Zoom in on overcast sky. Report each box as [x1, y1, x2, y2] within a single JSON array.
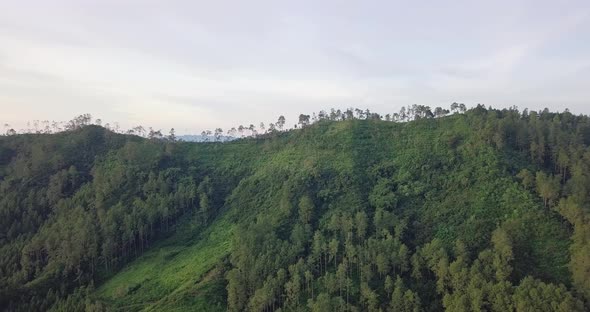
[[1, 0, 589, 134]]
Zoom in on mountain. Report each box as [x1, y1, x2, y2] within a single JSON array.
[[1, 106, 590, 311]]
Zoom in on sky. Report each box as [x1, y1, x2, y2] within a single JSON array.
[[1, 0, 589, 134]]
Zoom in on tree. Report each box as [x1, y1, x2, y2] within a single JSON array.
[[65, 113, 92, 130], [308, 293, 333, 312], [227, 269, 248, 311], [360, 282, 379, 312], [304, 270, 314, 299], [390, 277, 421, 312], [491, 228, 513, 281], [535, 172, 560, 208], [558, 198, 590, 301], [133, 125, 146, 137], [459, 103, 467, 113], [214, 128, 224, 141], [168, 128, 176, 141], [336, 262, 347, 298], [298, 114, 311, 128], [148, 128, 163, 140], [516, 169, 535, 190], [355, 211, 368, 241], [277, 116, 286, 130], [345, 108, 354, 120], [197, 177, 213, 218], [434, 107, 449, 118], [285, 270, 302, 307], [399, 106, 407, 121], [298, 195, 314, 224], [385, 275, 394, 297], [376, 253, 389, 278], [329, 238, 339, 268], [312, 232, 325, 274], [398, 244, 409, 274], [557, 148, 570, 182]]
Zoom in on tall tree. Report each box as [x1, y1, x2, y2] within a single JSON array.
[[535, 172, 560, 208], [277, 116, 286, 131]]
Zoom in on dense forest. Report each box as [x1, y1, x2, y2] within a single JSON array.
[[1, 104, 590, 311]]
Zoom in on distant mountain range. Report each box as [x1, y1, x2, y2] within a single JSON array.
[[177, 134, 237, 142]]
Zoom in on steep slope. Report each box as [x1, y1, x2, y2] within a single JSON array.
[[2, 107, 590, 311]]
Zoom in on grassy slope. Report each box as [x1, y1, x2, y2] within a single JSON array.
[[95, 215, 232, 311]]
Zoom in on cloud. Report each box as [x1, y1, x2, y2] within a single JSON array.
[[1, 0, 589, 132]]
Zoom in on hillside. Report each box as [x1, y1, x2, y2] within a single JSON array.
[[1, 106, 590, 311]]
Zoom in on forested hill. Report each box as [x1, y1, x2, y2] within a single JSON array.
[[1, 106, 590, 311]]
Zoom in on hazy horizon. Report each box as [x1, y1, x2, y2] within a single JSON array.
[[1, 1, 589, 134]]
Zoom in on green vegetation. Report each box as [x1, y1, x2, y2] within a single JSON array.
[[95, 215, 232, 312], [1, 105, 590, 311]]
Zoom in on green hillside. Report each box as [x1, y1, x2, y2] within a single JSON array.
[[1, 106, 590, 311]]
